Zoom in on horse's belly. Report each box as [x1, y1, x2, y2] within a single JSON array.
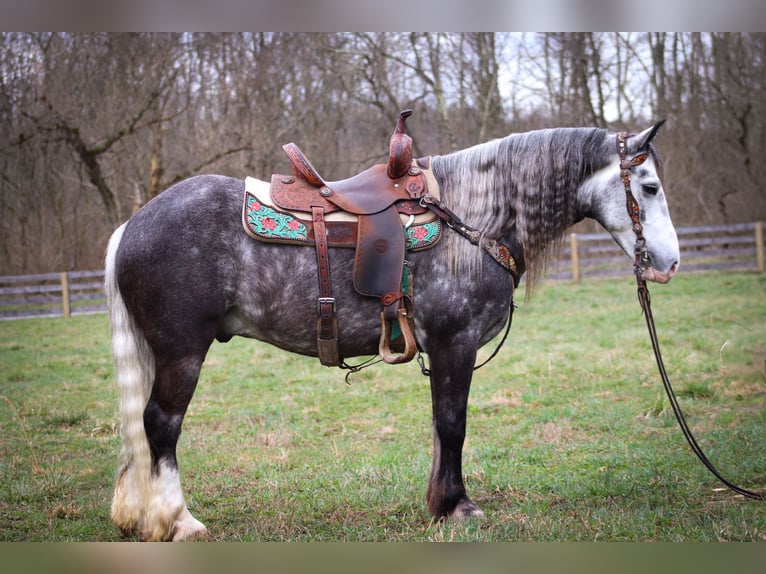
[[220, 244, 386, 358]]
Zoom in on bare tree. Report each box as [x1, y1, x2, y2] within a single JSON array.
[[649, 33, 766, 224], [458, 33, 508, 141], [2, 32, 765, 274]]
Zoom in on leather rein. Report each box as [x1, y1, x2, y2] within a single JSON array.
[[618, 131, 764, 500]]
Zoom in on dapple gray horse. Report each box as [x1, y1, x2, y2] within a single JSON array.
[[105, 122, 679, 540]]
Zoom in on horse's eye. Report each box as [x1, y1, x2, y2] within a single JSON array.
[[642, 183, 660, 195]]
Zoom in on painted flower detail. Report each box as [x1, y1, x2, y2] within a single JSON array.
[[413, 226, 428, 241], [262, 217, 276, 230], [406, 221, 440, 249], [245, 196, 308, 241]]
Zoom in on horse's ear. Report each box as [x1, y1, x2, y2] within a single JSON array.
[[629, 119, 665, 153]]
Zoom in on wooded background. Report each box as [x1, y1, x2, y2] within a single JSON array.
[[1, 32, 764, 274]]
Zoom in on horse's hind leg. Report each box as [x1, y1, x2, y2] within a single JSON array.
[[108, 270, 210, 541], [140, 352, 209, 541], [426, 341, 485, 520]]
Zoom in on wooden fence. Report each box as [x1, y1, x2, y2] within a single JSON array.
[[0, 270, 106, 321], [1, 222, 764, 321], [549, 220, 764, 282]]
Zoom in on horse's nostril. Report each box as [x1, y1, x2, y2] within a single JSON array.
[[669, 262, 678, 275]]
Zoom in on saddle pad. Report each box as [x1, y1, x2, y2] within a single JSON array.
[[242, 177, 442, 251]]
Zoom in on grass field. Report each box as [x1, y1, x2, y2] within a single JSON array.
[[1, 271, 765, 541]]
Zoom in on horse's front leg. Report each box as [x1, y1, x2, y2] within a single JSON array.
[[426, 340, 485, 520]]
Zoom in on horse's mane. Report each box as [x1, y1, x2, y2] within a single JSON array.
[[431, 127, 612, 294]]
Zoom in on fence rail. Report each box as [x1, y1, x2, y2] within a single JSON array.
[[1, 222, 764, 321], [549, 221, 764, 282], [0, 270, 106, 320]]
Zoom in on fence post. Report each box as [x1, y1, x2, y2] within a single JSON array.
[[756, 221, 764, 273], [60, 272, 71, 318], [570, 233, 580, 283]]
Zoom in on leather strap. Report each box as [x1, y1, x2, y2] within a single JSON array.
[[636, 272, 764, 500], [312, 206, 340, 366], [421, 193, 520, 286], [616, 131, 651, 270], [617, 132, 765, 500]]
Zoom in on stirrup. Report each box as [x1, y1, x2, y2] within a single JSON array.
[[378, 308, 417, 365]]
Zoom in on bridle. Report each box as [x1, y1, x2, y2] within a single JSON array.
[[617, 131, 764, 501], [617, 132, 651, 273]]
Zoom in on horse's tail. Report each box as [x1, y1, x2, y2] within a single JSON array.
[[104, 223, 155, 532]]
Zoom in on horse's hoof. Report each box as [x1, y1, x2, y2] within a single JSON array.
[[450, 498, 486, 521], [171, 510, 208, 541]]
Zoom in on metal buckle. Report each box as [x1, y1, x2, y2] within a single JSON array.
[[317, 297, 336, 314]]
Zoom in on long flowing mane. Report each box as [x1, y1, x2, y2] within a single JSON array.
[[431, 127, 612, 292]]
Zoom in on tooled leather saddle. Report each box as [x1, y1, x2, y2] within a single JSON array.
[[242, 110, 441, 367]]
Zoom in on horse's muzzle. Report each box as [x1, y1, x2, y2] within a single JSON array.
[[641, 262, 678, 284]]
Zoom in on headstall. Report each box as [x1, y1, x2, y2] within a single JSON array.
[[616, 131, 651, 274]]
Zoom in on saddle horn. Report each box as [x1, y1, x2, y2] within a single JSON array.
[[387, 109, 413, 179]]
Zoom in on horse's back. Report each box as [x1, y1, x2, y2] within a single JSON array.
[[124, 175, 242, 237]]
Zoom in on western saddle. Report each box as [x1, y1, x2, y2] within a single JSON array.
[[255, 110, 438, 367]]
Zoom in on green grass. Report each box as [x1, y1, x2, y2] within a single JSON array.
[[1, 271, 765, 541]]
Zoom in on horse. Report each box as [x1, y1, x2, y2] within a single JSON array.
[[104, 121, 680, 541]]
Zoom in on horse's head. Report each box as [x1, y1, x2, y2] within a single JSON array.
[[580, 121, 680, 283]]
